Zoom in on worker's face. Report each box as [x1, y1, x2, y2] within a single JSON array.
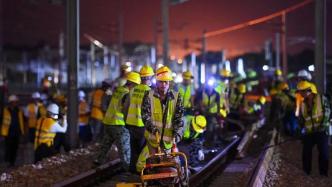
[[157, 81, 170, 95], [183, 79, 191, 86], [299, 89, 311, 98], [142, 77, 152, 87]]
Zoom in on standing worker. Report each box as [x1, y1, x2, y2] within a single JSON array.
[[34, 103, 67, 163], [136, 66, 184, 173], [89, 80, 111, 141], [178, 71, 195, 115], [94, 72, 141, 172], [25, 92, 47, 143], [125, 65, 154, 173], [297, 81, 331, 176], [78, 90, 92, 147], [1, 95, 25, 167]]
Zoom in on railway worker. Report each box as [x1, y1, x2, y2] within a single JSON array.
[[194, 78, 222, 144], [215, 69, 231, 120], [125, 65, 154, 173], [177, 71, 195, 115], [1, 95, 25, 167], [34, 103, 67, 163], [94, 72, 141, 172], [25, 92, 47, 143], [229, 83, 247, 115], [78, 90, 92, 147], [295, 70, 315, 118], [89, 79, 111, 141], [178, 115, 207, 167], [297, 81, 331, 176], [112, 64, 131, 91], [136, 66, 184, 173]]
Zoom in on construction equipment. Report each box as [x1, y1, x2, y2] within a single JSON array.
[[140, 132, 189, 186]]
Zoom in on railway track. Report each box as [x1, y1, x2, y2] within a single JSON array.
[[53, 121, 276, 187]]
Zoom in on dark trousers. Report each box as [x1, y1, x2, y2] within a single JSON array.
[[4, 136, 19, 166], [54, 133, 70, 153], [127, 125, 146, 173], [302, 131, 329, 176], [29, 128, 36, 143], [35, 144, 55, 163]]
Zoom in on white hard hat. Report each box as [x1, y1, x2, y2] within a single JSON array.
[[32, 92, 41, 99], [47, 103, 59, 115], [78, 90, 85, 98], [8, 95, 19, 102], [297, 69, 312, 81]]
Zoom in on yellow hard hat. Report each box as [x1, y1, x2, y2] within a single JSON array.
[[220, 69, 232, 78], [275, 69, 283, 76], [270, 88, 278, 96], [297, 81, 312, 91], [277, 82, 289, 91], [192, 115, 207, 133], [310, 83, 317, 94], [156, 66, 173, 81], [126, 72, 141, 85], [140, 65, 154, 77], [259, 96, 266, 104], [238, 83, 246, 94], [182, 71, 193, 80]]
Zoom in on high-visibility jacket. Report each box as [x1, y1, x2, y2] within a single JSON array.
[[79, 100, 90, 125], [144, 90, 179, 149], [300, 94, 328, 133], [103, 86, 129, 126], [183, 115, 199, 140], [90, 89, 105, 120], [126, 84, 151, 127], [202, 91, 218, 114], [230, 93, 244, 111], [26, 102, 47, 128], [34, 117, 56, 149], [1, 107, 25, 137], [178, 85, 192, 109]]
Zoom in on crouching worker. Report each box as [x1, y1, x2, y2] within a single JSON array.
[[34, 103, 67, 163], [178, 115, 207, 167]]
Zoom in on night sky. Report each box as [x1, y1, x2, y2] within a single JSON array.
[[2, 0, 331, 58]]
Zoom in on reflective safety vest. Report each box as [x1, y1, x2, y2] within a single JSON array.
[[202, 91, 218, 114], [144, 90, 178, 149], [301, 94, 326, 133], [90, 89, 105, 120], [1, 107, 24, 137], [230, 93, 244, 110], [126, 84, 151, 127], [79, 100, 90, 125], [103, 86, 129, 126], [34, 117, 56, 149], [27, 102, 47, 128], [178, 85, 192, 109], [183, 115, 199, 140]]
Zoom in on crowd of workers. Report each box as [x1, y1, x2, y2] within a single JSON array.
[[0, 64, 331, 177]]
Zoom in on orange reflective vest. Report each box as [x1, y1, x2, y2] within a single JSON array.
[[34, 117, 56, 149], [79, 100, 90, 124], [90, 89, 105, 120], [1, 107, 25, 137], [27, 102, 47, 128]]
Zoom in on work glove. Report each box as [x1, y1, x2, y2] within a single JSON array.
[[198, 149, 205, 161]]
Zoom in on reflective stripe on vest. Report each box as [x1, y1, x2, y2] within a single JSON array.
[[178, 85, 192, 108], [103, 86, 129, 126], [79, 101, 90, 124], [301, 94, 324, 133], [1, 107, 25, 137], [34, 117, 56, 149], [144, 90, 178, 149], [126, 84, 151, 127], [91, 89, 105, 120], [202, 91, 218, 114]]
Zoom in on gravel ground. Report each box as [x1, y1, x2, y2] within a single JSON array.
[[0, 144, 117, 187], [263, 135, 332, 187]]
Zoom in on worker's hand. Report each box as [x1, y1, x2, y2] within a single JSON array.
[[198, 150, 205, 161]]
